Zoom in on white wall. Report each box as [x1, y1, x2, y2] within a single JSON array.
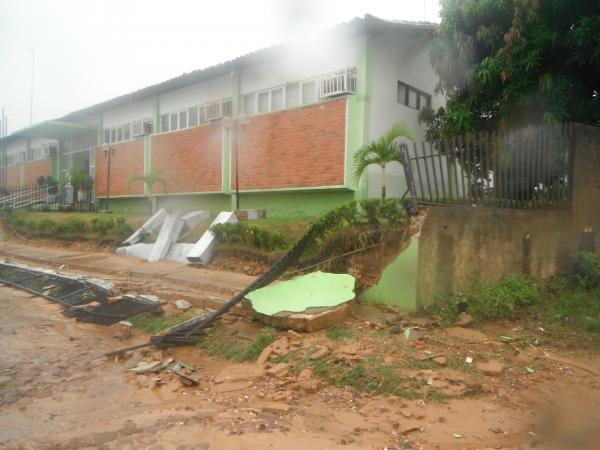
[[364, 29, 447, 199], [159, 74, 233, 114], [240, 35, 362, 94], [102, 97, 154, 128], [368, 30, 443, 142]]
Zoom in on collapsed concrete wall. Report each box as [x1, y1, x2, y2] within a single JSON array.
[[417, 123, 600, 305]]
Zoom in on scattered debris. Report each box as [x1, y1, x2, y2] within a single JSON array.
[[128, 361, 163, 374], [310, 347, 330, 360], [465, 356, 474, 364], [476, 360, 504, 376], [452, 433, 464, 439], [175, 299, 192, 311], [172, 364, 200, 386], [404, 327, 421, 342], [266, 363, 291, 378], [525, 367, 535, 374]]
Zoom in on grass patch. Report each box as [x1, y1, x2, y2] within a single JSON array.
[[326, 324, 356, 340], [424, 275, 541, 325], [424, 272, 600, 347], [129, 311, 197, 334], [7, 211, 146, 244], [197, 325, 277, 362]]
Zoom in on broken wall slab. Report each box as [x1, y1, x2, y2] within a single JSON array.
[[187, 211, 237, 265], [245, 271, 355, 330], [122, 208, 167, 246], [181, 210, 210, 232], [148, 213, 185, 262], [116, 243, 154, 260]]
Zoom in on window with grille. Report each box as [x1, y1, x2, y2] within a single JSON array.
[[397, 81, 431, 110]]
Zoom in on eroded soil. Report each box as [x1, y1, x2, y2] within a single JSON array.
[[1, 287, 600, 450]]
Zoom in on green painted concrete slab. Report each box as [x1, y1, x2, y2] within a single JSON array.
[[246, 271, 355, 316], [359, 237, 419, 310]]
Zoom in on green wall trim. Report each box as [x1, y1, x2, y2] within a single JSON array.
[[143, 134, 151, 196], [346, 33, 371, 201], [359, 237, 419, 311], [101, 190, 353, 218], [238, 185, 351, 194]]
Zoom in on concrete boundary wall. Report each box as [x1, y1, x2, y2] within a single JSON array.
[[417, 123, 600, 305]]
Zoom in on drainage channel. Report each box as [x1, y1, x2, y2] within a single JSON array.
[[0, 261, 161, 325]]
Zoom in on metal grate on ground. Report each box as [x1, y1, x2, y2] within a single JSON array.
[[0, 262, 161, 325]]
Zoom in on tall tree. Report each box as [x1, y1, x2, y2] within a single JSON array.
[[353, 124, 415, 200], [420, 0, 600, 140]]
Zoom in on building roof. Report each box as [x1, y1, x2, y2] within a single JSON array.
[[9, 14, 437, 140], [60, 15, 436, 122]]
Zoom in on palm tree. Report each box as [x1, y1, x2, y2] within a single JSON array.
[[353, 123, 415, 200], [128, 169, 167, 214]]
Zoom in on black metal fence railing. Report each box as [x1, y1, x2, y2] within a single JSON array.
[[404, 123, 572, 210], [0, 184, 96, 212]]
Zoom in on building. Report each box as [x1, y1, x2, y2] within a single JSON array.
[[2, 15, 442, 217]]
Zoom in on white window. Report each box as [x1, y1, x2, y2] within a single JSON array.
[[222, 99, 233, 118], [143, 118, 153, 134], [188, 106, 198, 127], [170, 112, 178, 131], [286, 82, 300, 108], [160, 114, 169, 132], [198, 105, 206, 123], [271, 87, 284, 111], [132, 120, 143, 136], [110, 128, 117, 143], [301, 80, 317, 105], [117, 126, 123, 142], [397, 81, 431, 110], [257, 91, 269, 114], [206, 101, 221, 120], [179, 110, 188, 129], [123, 123, 131, 141], [104, 129, 110, 144], [242, 94, 255, 115]]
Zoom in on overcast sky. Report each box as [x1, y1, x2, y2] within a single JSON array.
[[0, 0, 440, 134]]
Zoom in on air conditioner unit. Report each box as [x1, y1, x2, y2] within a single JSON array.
[[319, 67, 357, 98]]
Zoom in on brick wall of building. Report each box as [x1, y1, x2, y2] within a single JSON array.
[[23, 159, 51, 185], [95, 140, 145, 197], [7, 166, 21, 186], [151, 123, 222, 194], [233, 99, 346, 190]]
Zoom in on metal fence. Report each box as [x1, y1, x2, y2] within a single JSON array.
[[404, 123, 573, 210], [0, 183, 96, 211]]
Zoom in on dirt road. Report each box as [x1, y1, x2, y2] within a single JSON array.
[[1, 286, 599, 450]]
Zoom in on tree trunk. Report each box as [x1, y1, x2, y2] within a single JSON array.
[[381, 165, 387, 200]]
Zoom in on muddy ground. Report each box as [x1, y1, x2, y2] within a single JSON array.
[[1, 286, 600, 450]]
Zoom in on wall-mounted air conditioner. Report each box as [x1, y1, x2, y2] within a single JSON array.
[[319, 67, 357, 98]]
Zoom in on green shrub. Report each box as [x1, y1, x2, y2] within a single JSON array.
[[62, 217, 87, 234], [573, 251, 600, 288], [211, 222, 287, 252], [35, 218, 59, 235], [426, 275, 541, 323], [90, 217, 113, 234]]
